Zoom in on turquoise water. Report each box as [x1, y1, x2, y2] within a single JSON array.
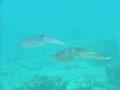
[[1, 0, 120, 90]]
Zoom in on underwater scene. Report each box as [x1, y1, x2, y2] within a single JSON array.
[[1, 0, 120, 90]]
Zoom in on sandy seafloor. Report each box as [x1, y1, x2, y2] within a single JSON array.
[[1, 0, 120, 90]]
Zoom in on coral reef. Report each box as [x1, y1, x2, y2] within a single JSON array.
[[11, 72, 112, 90], [12, 75, 69, 90], [82, 77, 106, 90], [105, 62, 120, 90]]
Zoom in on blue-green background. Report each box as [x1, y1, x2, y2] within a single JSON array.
[[1, 0, 120, 90]]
